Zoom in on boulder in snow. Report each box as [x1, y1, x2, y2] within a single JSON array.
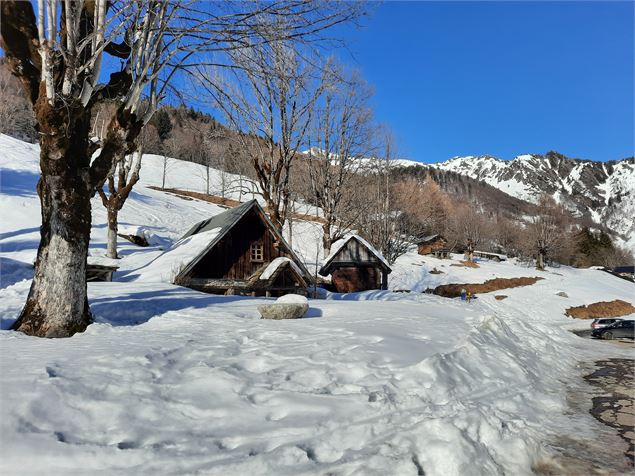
[[258, 295, 309, 319]]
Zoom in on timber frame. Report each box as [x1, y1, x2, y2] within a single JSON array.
[[174, 200, 312, 296]]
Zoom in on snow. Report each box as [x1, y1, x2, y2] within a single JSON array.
[[275, 294, 308, 304], [1, 134, 635, 475], [127, 227, 222, 283], [259, 257, 303, 281]]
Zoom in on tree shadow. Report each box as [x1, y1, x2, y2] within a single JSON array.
[[0, 257, 33, 289], [0, 226, 41, 241], [0, 169, 40, 198], [304, 307, 323, 318], [326, 290, 396, 301], [89, 285, 254, 327]]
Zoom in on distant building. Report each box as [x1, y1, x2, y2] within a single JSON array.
[[319, 235, 391, 293], [139, 200, 312, 296], [416, 234, 448, 256]]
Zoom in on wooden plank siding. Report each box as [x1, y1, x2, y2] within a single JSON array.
[[187, 209, 287, 281], [331, 267, 380, 293], [330, 239, 382, 266]]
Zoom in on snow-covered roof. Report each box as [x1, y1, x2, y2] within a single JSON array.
[[417, 234, 446, 244], [320, 234, 391, 276], [474, 250, 508, 259], [128, 227, 222, 282], [127, 199, 312, 284], [259, 257, 304, 281]]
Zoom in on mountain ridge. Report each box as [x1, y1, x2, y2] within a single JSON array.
[[412, 152, 635, 250]]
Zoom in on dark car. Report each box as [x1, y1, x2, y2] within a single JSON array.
[[591, 320, 634, 340], [591, 318, 622, 330]]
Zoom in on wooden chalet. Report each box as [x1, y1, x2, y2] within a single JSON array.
[[158, 200, 312, 296], [319, 235, 391, 293], [416, 234, 448, 255]]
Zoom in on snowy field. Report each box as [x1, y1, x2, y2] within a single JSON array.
[[1, 134, 634, 475]]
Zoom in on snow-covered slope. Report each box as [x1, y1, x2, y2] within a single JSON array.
[[428, 152, 635, 248], [348, 149, 634, 249], [1, 134, 635, 475]]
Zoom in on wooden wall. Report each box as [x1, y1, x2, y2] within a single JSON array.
[[331, 238, 382, 266], [331, 266, 381, 293], [188, 209, 286, 280], [417, 237, 448, 255]]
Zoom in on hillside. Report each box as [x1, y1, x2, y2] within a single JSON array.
[[428, 152, 635, 249], [376, 151, 635, 251]]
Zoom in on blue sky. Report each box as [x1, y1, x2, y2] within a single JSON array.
[[333, 1, 634, 163]]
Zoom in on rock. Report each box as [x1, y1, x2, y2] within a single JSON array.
[[556, 291, 568, 298], [118, 233, 149, 247], [494, 295, 508, 301], [258, 303, 309, 320]]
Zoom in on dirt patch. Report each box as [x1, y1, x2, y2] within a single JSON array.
[[494, 295, 508, 301], [430, 277, 543, 298], [565, 300, 635, 320], [149, 187, 326, 224], [450, 260, 480, 268]]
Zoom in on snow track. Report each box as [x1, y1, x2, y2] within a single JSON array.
[[2, 134, 634, 475]]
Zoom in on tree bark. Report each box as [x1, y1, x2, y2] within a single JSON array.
[[537, 251, 545, 270], [106, 207, 119, 259], [12, 121, 93, 337], [465, 241, 475, 263], [322, 222, 333, 256]]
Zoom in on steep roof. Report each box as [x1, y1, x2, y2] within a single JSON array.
[[416, 234, 446, 244], [132, 200, 312, 284], [181, 200, 312, 281], [319, 234, 391, 276], [181, 200, 256, 239], [127, 227, 224, 283]]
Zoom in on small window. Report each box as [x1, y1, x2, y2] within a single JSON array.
[[250, 243, 264, 262]]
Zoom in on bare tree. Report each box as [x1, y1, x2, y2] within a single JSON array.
[[307, 64, 375, 255], [493, 215, 522, 256], [1, 0, 362, 337], [200, 36, 323, 231], [97, 149, 143, 259], [526, 195, 568, 270], [358, 134, 414, 264], [0, 61, 37, 141], [392, 176, 451, 237], [448, 205, 488, 262]]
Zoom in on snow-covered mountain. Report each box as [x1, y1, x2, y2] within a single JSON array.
[[415, 152, 635, 249]]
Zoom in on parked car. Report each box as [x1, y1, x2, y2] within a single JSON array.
[[591, 320, 634, 340], [590, 318, 622, 330]]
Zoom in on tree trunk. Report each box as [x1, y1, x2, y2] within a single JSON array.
[[537, 251, 545, 270], [106, 207, 119, 259], [465, 243, 474, 263], [322, 222, 333, 256], [12, 142, 92, 337], [269, 204, 283, 234]]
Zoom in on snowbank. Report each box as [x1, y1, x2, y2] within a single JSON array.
[[2, 134, 635, 474]]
